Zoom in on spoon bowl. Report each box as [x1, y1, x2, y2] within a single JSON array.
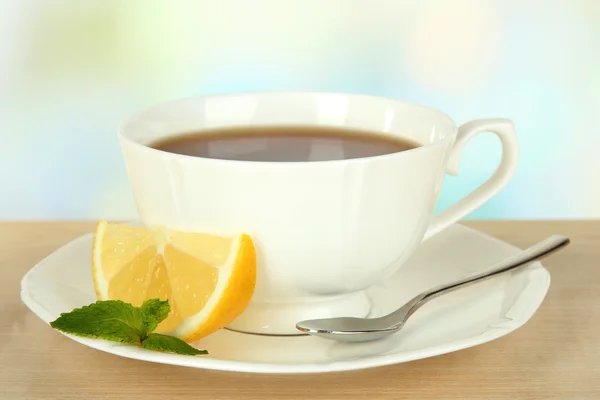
[[296, 316, 399, 342]]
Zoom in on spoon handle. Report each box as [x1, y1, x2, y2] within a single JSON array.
[[387, 235, 570, 325]]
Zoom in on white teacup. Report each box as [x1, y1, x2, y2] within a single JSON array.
[[118, 91, 518, 335]]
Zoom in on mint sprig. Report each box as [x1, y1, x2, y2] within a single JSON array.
[[49, 299, 207, 356]]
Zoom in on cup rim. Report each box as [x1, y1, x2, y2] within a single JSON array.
[[118, 90, 457, 166]]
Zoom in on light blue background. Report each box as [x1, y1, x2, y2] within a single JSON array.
[[2, 1, 598, 220]]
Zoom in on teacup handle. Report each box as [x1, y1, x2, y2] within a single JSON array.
[[424, 118, 519, 240]]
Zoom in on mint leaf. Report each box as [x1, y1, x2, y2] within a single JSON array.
[[140, 299, 170, 333], [50, 300, 145, 343], [141, 333, 208, 355], [49, 298, 208, 356]]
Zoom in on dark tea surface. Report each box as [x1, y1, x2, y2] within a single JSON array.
[[150, 125, 420, 162]]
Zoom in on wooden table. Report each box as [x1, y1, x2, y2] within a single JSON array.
[[1, 221, 598, 399]]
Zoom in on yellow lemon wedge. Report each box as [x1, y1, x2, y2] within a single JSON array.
[[91, 220, 256, 342]]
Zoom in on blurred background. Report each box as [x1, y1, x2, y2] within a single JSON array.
[[2, 0, 598, 220]]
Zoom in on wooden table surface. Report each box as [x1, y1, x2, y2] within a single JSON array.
[[1, 221, 598, 399]]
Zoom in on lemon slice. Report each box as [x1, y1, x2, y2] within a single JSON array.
[[91, 220, 256, 342]]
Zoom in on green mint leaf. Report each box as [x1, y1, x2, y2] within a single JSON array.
[[50, 299, 208, 356], [50, 300, 145, 343], [140, 298, 170, 333], [141, 333, 208, 355]]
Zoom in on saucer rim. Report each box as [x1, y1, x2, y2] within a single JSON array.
[[20, 224, 550, 374]]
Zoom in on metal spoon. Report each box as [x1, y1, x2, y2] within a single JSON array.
[[296, 235, 570, 342]]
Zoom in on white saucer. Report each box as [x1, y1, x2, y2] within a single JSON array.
[[20, 224, 550, 374]]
